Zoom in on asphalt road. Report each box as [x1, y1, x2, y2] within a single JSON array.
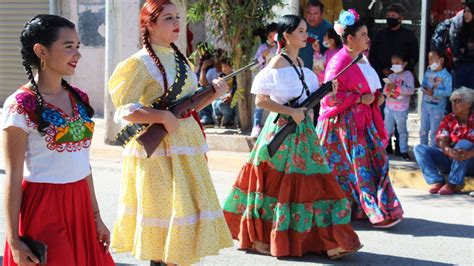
[[0, 155, 473, 265]]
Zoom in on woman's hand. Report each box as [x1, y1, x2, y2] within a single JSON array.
[[95, 217, 111, 253], [162, 111, 179, 134], [212, 77, 229, 97], [443, 146, 464, 160], [9, 237, 39, 265], [376, 93, 385, 106], [290, 107, 307, 125], [360, 93, 375, 105]]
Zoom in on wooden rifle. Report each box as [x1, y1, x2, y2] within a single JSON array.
[[267, 53, 363, 157], [137, 58, 258, 157]]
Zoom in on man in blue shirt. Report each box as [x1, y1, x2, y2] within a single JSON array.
[[299, 0, 333, 69]]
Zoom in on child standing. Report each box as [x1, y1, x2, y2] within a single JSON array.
[[420, 49, 453, 146], [383, 54, 415, 160], [313, 28, 343, 84]]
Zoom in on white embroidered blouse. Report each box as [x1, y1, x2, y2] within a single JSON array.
[[1, 87, 94, 184]]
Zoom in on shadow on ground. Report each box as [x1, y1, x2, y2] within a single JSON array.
[[352, 217, 474, 239], [266, 251, 450, 265]]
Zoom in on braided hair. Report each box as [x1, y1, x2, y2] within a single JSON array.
[[20, 14, 94, 134], [140, 0, 189, 93]]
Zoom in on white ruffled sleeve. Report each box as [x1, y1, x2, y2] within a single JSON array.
[[250, 68, 277, 95]]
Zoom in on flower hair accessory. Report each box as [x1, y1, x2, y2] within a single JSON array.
[[273, 32, 285, 54], [334, 9, 360, 36]]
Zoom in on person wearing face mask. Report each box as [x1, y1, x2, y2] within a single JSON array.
[[420, 48, 453, 147], [383, 54, 415, 161], [369, 3, 419, 156]]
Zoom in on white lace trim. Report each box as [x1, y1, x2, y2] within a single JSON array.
[[139, 50, 170, 88], [122, 143, 209, 158], [120, 206, 224, 227], [113, 103, 144, 123]]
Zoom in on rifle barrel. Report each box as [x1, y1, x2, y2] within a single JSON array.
[[221, 59, 258, 81]]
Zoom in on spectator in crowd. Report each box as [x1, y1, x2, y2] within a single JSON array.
[[414, 87, 474, 195], [195, 42, 216, 126], [453, 2, 474, 89], [420, 48, 453, 146], [251, 23, 278, 137], [383, 53, 415, 161], [313, 28, 343, 84], [369, 3, 419, 155], [299, 0, 332, 69], [212, 56, 238, 128]]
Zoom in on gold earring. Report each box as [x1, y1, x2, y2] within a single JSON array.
[[40, 59, 46, 70]]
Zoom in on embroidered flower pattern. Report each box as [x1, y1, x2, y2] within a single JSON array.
[[11, 88, 94, 152]]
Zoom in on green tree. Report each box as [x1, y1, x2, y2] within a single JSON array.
[[187, 0, 284, 131]]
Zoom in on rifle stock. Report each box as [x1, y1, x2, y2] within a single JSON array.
[[266, 53, 363, 158], [136, 59, 258, 157]]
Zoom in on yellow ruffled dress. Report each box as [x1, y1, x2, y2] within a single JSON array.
[[108, 44, 233, 265]]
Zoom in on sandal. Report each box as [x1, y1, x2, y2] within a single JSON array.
[[249, 241, 271, 256], [327, 245, 363, 260]]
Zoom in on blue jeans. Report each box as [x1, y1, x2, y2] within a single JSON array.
[[212, 98, 235, 124], [199, 104, 214, 124], [453, 62, 474, 89], [414, 140, 474, 185], [253, 107, 263, 128], [384, 108, 409, 153], [420, 103, 445, 146]]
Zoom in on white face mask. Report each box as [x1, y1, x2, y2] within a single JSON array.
[[391, 64, 403, 73], [429, 62, 440, 70], [322, 41, 330, 48]]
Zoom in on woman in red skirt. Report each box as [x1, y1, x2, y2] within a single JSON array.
[[2, 15, 114, 265]]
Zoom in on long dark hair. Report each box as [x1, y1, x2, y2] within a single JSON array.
[[140, 0, 188, 92], [276, 15, 303, 53], [20, 14, 94, 134]]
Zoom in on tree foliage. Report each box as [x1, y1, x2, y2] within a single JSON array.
[[187, 0, 284, 68]]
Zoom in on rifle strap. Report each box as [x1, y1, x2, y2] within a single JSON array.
[[273, 53, 310, 123], [115, 52, 189, 147]]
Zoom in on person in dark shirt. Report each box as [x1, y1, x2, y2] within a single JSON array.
[[453, 2, 474, 89], [369, 3, 419, 78], [369, 3, 419, 155]]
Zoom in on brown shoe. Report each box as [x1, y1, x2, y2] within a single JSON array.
[[439, 183, 458, 195], [429, 183, 444, 194]]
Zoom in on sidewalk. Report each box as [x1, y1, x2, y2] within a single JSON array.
[[91, 117, 473, 192]]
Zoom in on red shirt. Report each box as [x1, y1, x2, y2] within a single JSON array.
[[436, 112, 474, 145]]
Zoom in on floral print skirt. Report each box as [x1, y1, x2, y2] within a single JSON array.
[[223, 112, 360, 257], [316, 110, 404, 224]]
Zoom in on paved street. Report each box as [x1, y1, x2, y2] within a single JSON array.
[[1, 151, 473, 265]]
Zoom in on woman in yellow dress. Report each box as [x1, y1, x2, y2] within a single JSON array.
[[108, 1, 233, 265]]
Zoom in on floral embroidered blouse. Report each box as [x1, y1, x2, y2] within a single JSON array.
[[1, 86, 94, 184]]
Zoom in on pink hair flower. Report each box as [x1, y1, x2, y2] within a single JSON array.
[[348, 9, 360, 22]]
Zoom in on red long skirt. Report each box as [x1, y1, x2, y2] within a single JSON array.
[[3, 179, 115, 266]]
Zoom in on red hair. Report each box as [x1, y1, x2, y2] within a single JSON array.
[[140, 0, 171, 31], [139, 0, 188, 93]]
